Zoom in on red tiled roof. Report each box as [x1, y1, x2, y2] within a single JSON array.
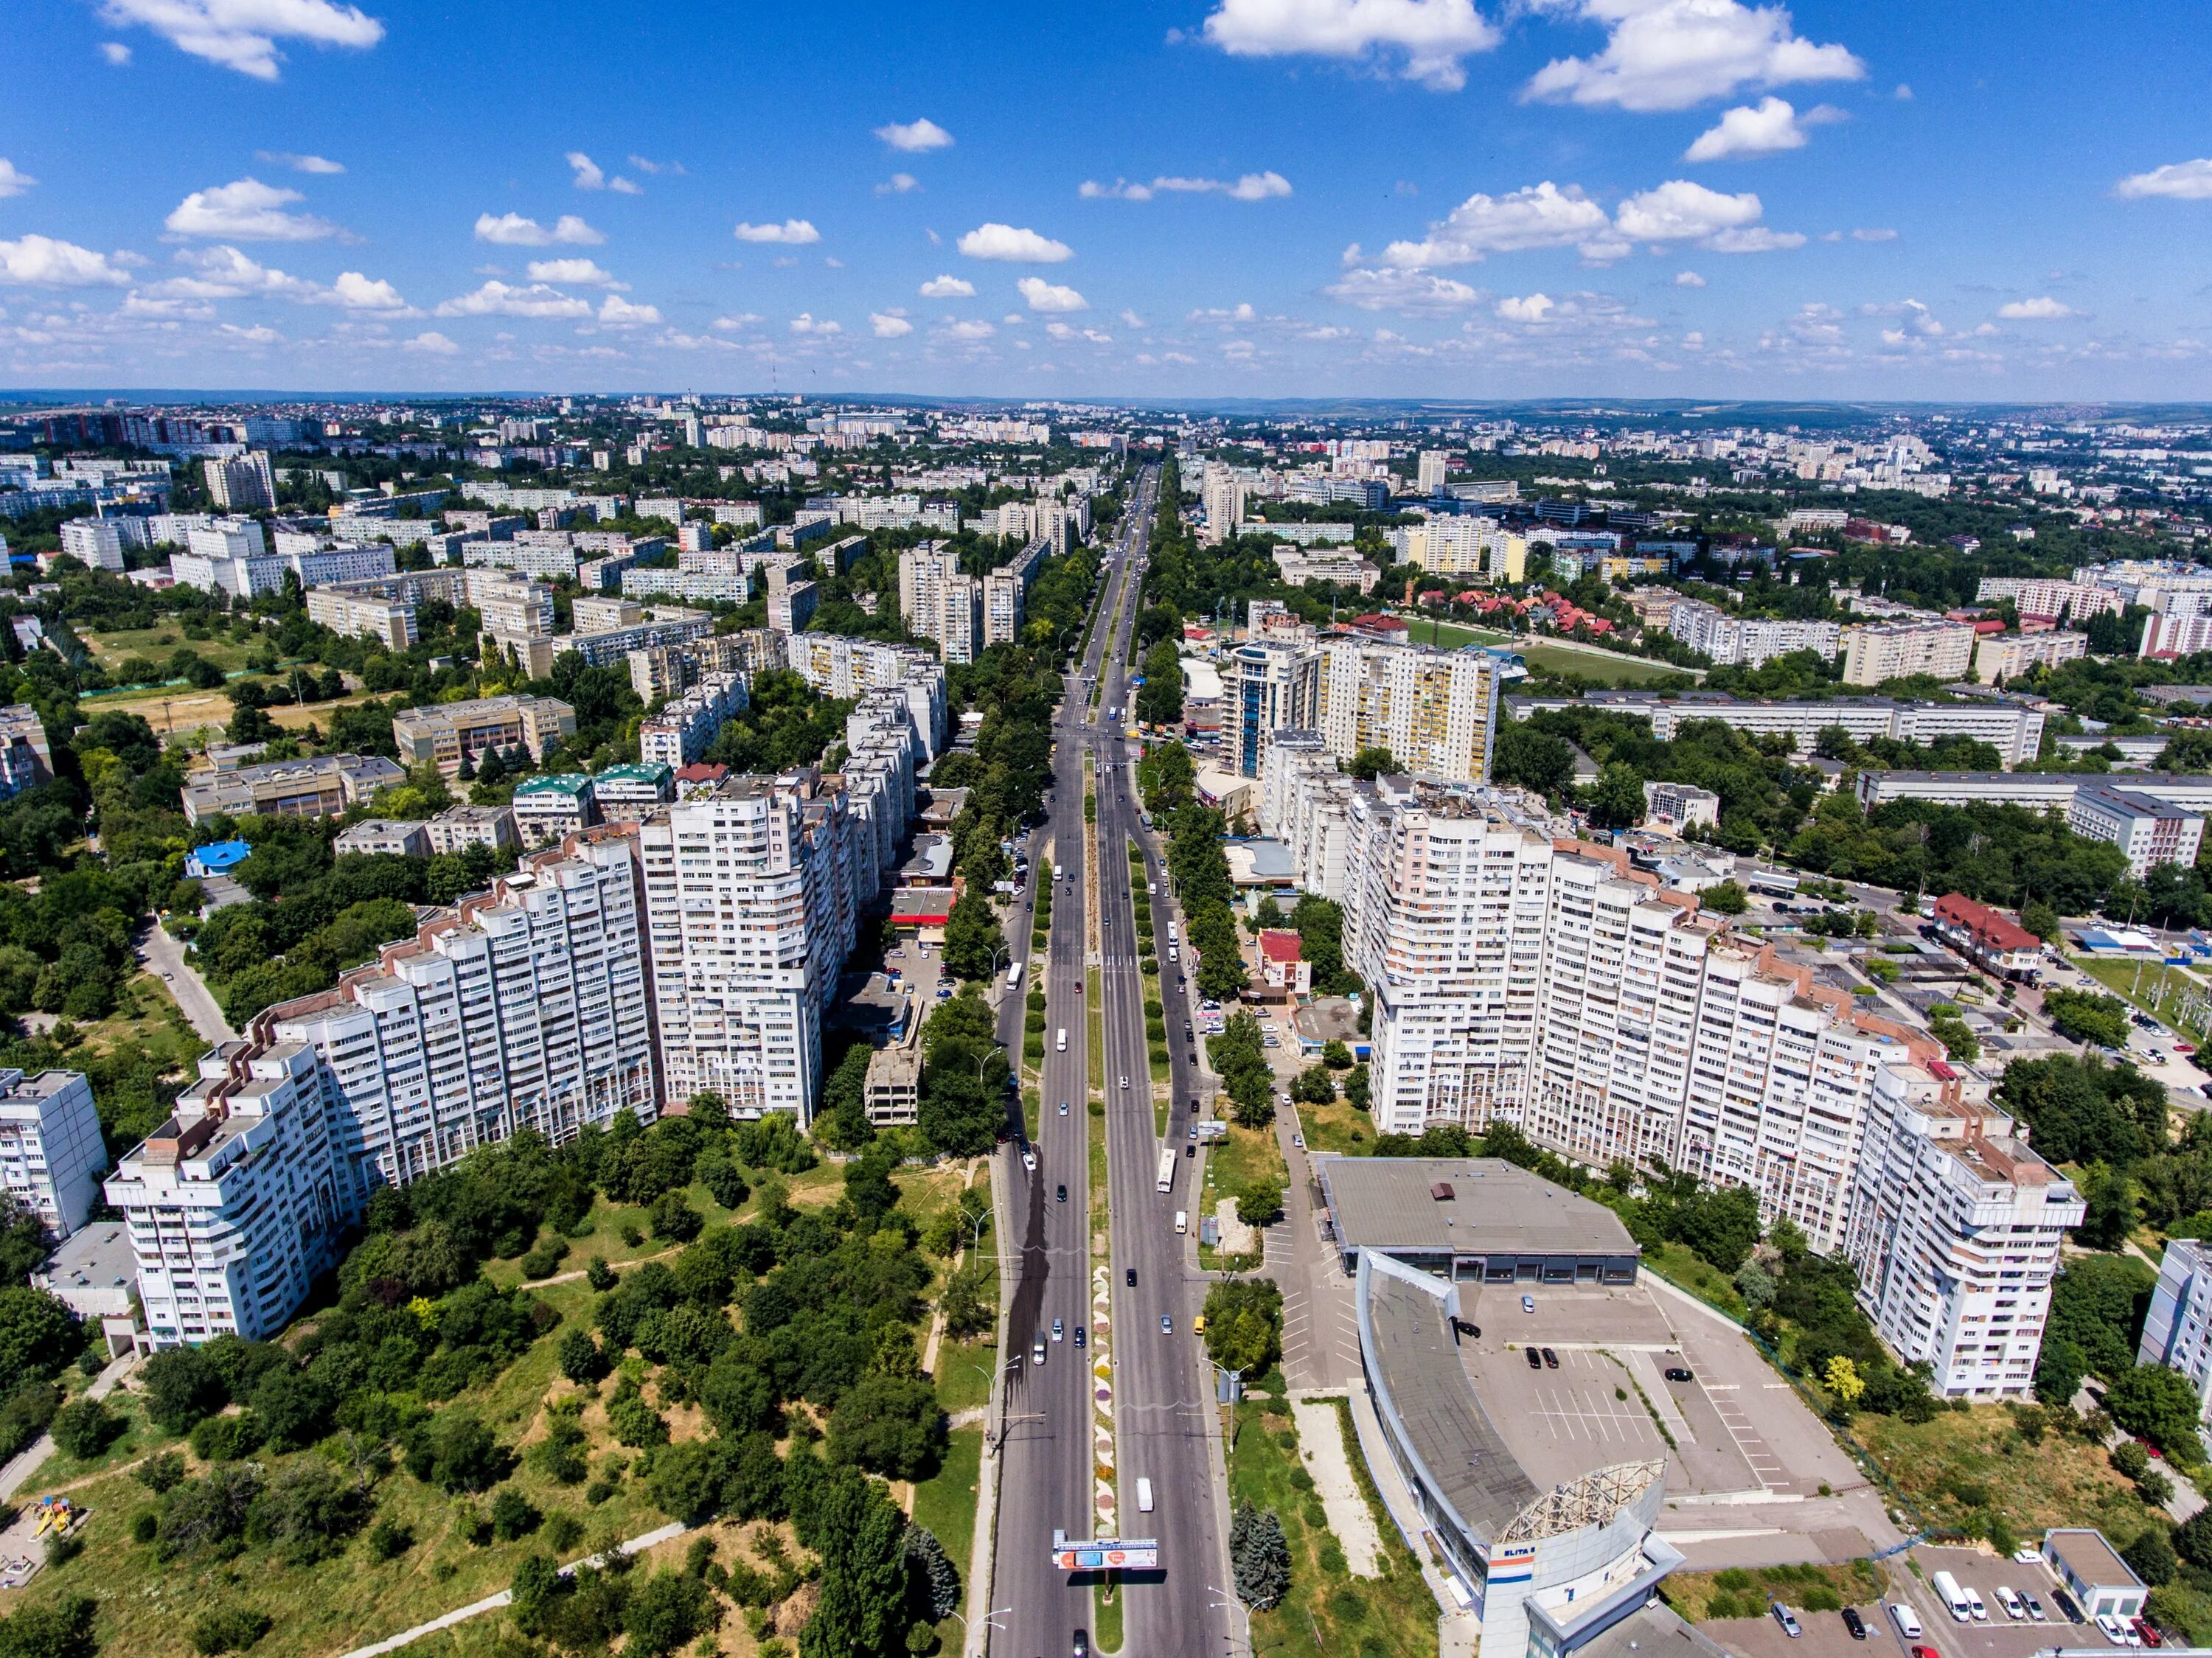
[[1933, 892, 2038, 952], [674, 763, 727, 782], [1258, 928, 1302, 964]]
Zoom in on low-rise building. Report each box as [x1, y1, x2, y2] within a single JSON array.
[[181, 753, 404, 825], [31, 1222, 138, 1356], [393, 694, 577, 777], [1641, 780, 1719, 832], [1929, 893, 2045, 980], [424, 802, 518, 854], [335, 818, 430, 859], [863, 1033, 921, 1127], [591, 762, 675, 815], [0, 706, 52, 800], [1974, 630, 2087, 683], [2067, 784, 2207, 876], [1256, 928, 1311, 997], [511, 773, 600, 847], [2042, 1531, 2147, 1626]]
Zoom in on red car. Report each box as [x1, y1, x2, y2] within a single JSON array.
[[2134, 1619, 2163, 1648], [1912, 1645, 1940, 1658]]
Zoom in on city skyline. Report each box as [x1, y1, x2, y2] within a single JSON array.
[[4, 1, 2211, 398]]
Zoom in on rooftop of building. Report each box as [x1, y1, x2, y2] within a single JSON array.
[[393, 692, 566, 720], [1933, 892, 2040, 951], [189, 838, 252, 871], [32, 1220, 134, 1301], [2079, 784, 2196, 821], [0, 1068, 86, 1108], [1257, 928, 1301, 965], [431, 802, 514, 822], [512, 773, 596, 799], [594, 761, 674, 784], [2045, 1529, 2143, 1589], [1322, 1157, 1641, 1260]]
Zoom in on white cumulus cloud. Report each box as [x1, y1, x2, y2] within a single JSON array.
[[0, 234, 136, 287], [1324, 267, 1485, 313], [402, 330, 457, 355], [0, 161, 35, 199], [1524, 0, 1865, 113], [97, 0, 384, 80], [875, 118, 953, 153], [957, 223, 1073, 262], [475, 212, 603, 246], [1495, 293, 1556, 322], [2117, 159, 2212, 201], [870, 311, 914, 338], [167, 178, 338, 240], [597, 294, 659, 324], [526, 258, 625, 288], [1683, 96, 1834, 160], [788, 313, 841, 335], [1997, 296, 2075, 320], [100, 41, 132, 63], [1705, 224, 1804, 251], [1674, 269, 1707, 285], [566, 152, 641, 195], [1201, 0, 1500, 91], [434, 280, 592, 318], [255, 150, 344, 173], [919, 274, 976, 298], [734, 219, 821, 244], [877, 173, 920, 195], [1377, 180, 1613, 266], [1614, 178, 1763, 241], [1018, 276, 1088, 312], [939, 318, 995, 341]]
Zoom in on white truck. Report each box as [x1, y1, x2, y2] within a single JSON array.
[[1932, 1570, 1974, 1623]]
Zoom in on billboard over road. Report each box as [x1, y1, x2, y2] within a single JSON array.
[[1051, 1539, 1160, 1571]]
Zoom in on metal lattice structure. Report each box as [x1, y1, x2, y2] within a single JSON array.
[[1498, 1458, 1666, 1547]]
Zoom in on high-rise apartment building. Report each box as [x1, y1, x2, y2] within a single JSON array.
[[203, 450, 276, 512], [984, 537, 1047, 647], [1416, 450, 1450, 494], [105, 1040, 355, 1345], [1201, 464, 1246, 546], [0, 1070, 106, 1240], [1386, 517, 1524, 582], [899, 542, 981, 663], [1846, 1073, 2083, 1399], [785, 633, 948, 759], [1663, 599, 1842, 669], [1312, 775, 1955, 1253], [2140, 1239, 2212, 1453], [271, 835, 658, 1188], [1839, 619, 1976, 686], [640, 673, 748, 767], [1226, 639, 1321, 779], [1313, 639, 1500, 783], [640, 770, 861, 1121], [58, 518, 128, 572]]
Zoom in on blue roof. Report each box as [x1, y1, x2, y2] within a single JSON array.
[[190, 839, 252, 871]]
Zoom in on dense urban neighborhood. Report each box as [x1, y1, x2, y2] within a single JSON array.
[[0, 393, 2211, 1658]]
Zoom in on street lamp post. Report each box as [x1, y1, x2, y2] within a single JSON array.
[[1209, 1584, 1256, 1657]]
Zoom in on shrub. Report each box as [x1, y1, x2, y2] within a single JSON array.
[[366, 1516, 414, 1560], [490, 1486, 541, 1540], [49, 1398, 122, 1461], [192, 1607, 273, 1654]]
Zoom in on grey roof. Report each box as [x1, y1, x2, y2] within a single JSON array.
[[2047, 1528, 2143, 1590], [1367, 1268, 1537, 1540], [1324, 1158, 1641, 1258], [1568, 1603, 1731, 1658]]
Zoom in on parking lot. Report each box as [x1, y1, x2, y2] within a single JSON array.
[[1708, 1600, 1902, 1658], [1893, 1546, 2104, 1658]]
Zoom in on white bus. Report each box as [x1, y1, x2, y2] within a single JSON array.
[[1155, 1149, 1175, 1194], [1007, 962, 1023, 993]]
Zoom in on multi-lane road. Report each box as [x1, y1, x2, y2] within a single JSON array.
[[989, 467, 1230, 1658]]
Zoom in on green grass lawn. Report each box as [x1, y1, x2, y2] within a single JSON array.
[[2070, 955, 2212, 1042], [911, 1424, 984, 1638], [934, 1334, 998, 1417], [1641, 1241, 1747, 1320], [1385, 615, 1697, 685], [1295, 1093, 1377, 1156], [80, 624, 262, 677], [1228, 1396, 1439, 1658]]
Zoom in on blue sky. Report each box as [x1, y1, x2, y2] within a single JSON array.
[[4, 0, 2211, 399]]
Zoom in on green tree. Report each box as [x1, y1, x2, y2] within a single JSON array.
[[1587, 762, 1647, 831], [939, 887, 1003, 983], [0, 1289, 82, 1379], [1237, 1180, 1285, 1228], [1347, 746, 1397, 781], [1703, 882, 1749, 916], [47, 1398, 119, 1460], [827, 1373, 947, 1483], [799, 1468, 910, 1658], [2107, 1364, 2206, 1457], [623, 1570, 719, 1658], [1229, 1502, 1290, 1611], [0, 1596, 99, 1658], [2044, 989, 2132, 1049]]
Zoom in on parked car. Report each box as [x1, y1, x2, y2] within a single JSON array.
[[1966, 1589, 1988, 1623], [2097, 1614, 2135, 1648], [2135, 1618, 2163, 1648], [1526, 1347, 1542, 1369], [1773, 1604, 1803, 1639], [1663, 1366, 1694, 1382], [2013, 1547, 2045, 1566], [2025, 1594, 2048, 1622], [1996, 1586, 2025, 1620], [1842, 1607, 1866, 1640], [1292, 1133, 1304, 1149], [2055, 1590, 2087, 1623], [1521, 1295, 1536, 1313], [1541, 1348, 1559, 1368]]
